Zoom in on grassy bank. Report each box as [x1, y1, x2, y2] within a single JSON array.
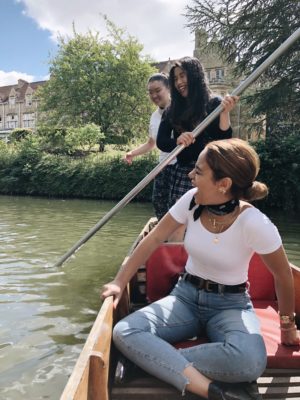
[[0, 133, 299, 211]]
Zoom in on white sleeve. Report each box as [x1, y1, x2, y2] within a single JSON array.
[[149, 114, 155, 139], [243, 209, 282, 254], [149, 111, 158, 140], [169, 189, 197, 224]]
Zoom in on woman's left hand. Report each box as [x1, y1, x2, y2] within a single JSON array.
[[281, 324, 300, 346], [221, 95, 239, 113]]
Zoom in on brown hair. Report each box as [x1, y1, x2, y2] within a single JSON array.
[[205, 138, 268, 201]]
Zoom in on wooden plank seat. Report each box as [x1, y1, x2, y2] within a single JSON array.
[[112, 243, 300, 399]]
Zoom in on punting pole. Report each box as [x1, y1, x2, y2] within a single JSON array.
[[53, 27, 300, 268]]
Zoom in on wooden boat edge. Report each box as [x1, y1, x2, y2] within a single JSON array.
[[60, 218, 300, 399]]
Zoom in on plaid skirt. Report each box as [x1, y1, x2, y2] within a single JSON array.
[[169, 162, 195, 207]]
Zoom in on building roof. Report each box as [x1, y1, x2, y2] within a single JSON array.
[[153, 59, 177, 75], [0, 79, 46, 103]]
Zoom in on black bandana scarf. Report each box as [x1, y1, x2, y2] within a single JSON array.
[[189, 197, 240, 221]]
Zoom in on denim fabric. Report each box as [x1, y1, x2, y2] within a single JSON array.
[[113, 277, 267, 393]]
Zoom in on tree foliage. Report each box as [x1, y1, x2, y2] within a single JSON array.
[[185, 0, 300, 133], [37, 19, 156, 144]]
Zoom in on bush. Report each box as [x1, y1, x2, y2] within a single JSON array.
[[0, 147, 157, 201], [252, 133, 300, 212]]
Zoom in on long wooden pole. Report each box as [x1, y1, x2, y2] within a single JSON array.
[[53, 27, 300, 268]]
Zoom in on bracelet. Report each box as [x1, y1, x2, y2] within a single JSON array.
[[280, 325, 297, 332], [278, 312, 296, 325]]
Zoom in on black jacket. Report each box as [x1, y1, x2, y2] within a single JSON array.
[[157, 97, 232, 166]]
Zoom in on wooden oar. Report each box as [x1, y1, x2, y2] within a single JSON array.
[[53, 27, 300, 268]]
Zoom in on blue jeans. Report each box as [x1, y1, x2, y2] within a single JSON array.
[[113, 278, 267, 394]]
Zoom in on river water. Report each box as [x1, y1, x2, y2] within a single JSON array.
[[0, 195, 299, 400]]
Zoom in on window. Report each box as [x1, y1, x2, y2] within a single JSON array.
[[7, 120, 17, 129], [9, 96, 16, 106], [206, 69, 211, 81], [216, 68, 225, 81], [23, 113, 35, 128], [25, 94, 32, 106]]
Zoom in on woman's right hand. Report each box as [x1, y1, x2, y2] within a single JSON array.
[[176, 132, 195, 147], [101, 280, 123, 308], [123, 152, 133, 165]]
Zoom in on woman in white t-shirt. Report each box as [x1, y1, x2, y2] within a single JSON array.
[[102, 138, 299, 400], [124, 73, 176, 220]]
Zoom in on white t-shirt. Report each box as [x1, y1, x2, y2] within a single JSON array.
[[169, 188, 282, 285], [149, 108, 176, 165]]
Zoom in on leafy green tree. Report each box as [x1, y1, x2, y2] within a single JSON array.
[[185, 0, 300, 134], [10, 128, 32, 142], [37, 19, 156, 144]]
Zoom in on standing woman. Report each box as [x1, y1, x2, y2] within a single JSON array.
[[124, 73, 175, 220], [157, 56, 238, 208]]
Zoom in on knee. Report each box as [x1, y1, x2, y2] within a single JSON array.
[[235, 335, 267, 381], [113, 318, 146, 347], [113, 320, 130, 344]]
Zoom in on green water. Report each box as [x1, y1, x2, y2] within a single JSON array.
[[0, 195, 299, 399]]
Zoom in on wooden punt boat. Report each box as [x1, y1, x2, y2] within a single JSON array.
[[61, 218, 300, 400]]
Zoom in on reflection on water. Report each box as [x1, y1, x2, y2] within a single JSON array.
[[0, 195, 153, 400], [0, 196, 299, 399]]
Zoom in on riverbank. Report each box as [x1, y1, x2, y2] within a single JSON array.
[[0, 146, 157, 202], [0, 133, 299, 210]]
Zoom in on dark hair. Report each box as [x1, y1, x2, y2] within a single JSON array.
[[148, 73, 169, 88], [168, 56, 212, 131], [205, 138, 269, 201]]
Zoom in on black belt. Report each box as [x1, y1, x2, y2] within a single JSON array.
[[181, 272, 247, 294]]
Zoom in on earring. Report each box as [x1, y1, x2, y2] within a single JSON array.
[[219, 188, 226, 194]]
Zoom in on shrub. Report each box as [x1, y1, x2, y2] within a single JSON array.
[[252, 133, 300, 212]]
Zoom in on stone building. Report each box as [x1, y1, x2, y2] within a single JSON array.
[[194, 29, 241, 137], [0, 79, 46, 140]]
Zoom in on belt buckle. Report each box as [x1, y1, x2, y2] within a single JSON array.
[[204, 280, 214, 292]]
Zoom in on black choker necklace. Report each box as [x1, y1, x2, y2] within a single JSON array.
[[189, 197, 240, 221]]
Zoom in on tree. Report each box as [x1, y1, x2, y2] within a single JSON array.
[[185, 0, 300, 134], [37, 19, 156, 144]]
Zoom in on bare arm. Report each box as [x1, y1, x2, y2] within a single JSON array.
[[101, 213, 182, 307], [219, 95, 239, 131], [124, 137, 156, 165], [260, 246, 299, 345]]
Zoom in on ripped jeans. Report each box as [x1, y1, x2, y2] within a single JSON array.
[[113, 278, 267, 394]]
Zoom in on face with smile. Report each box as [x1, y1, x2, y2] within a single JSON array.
[[174, 66, 188, 98], [147, 80, 170, 109], [189, 149, 229, 205]]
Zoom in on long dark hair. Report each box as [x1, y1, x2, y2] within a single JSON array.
[[168, 56, 212, 131]]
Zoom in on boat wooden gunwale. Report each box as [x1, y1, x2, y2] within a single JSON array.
[[61, 218, 300, 400]]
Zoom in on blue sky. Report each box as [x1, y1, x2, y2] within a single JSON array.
[[1, 0, 56, 84], [1, 0, 195, 86]]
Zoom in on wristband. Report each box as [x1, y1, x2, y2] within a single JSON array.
[[279, 312, 296, 325]]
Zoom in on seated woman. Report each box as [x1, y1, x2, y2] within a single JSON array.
[[101, 138, 299, 400]]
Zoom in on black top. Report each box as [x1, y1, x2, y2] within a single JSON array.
[[157, 97, 232, 166]]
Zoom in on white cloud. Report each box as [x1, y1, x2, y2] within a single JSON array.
[[19, 0, 195, 61], [0, 70, 35, 86]]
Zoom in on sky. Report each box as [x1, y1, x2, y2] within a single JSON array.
[[0, 0, 196, 86]]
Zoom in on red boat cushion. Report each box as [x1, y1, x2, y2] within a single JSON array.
[[174, 302, 300, 369], [254, 301, 300, 368], [146, 244, 188, 303], [146, 244, 275, 302], [145, 243, 300, 369], [248, 253, 276, 300]]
